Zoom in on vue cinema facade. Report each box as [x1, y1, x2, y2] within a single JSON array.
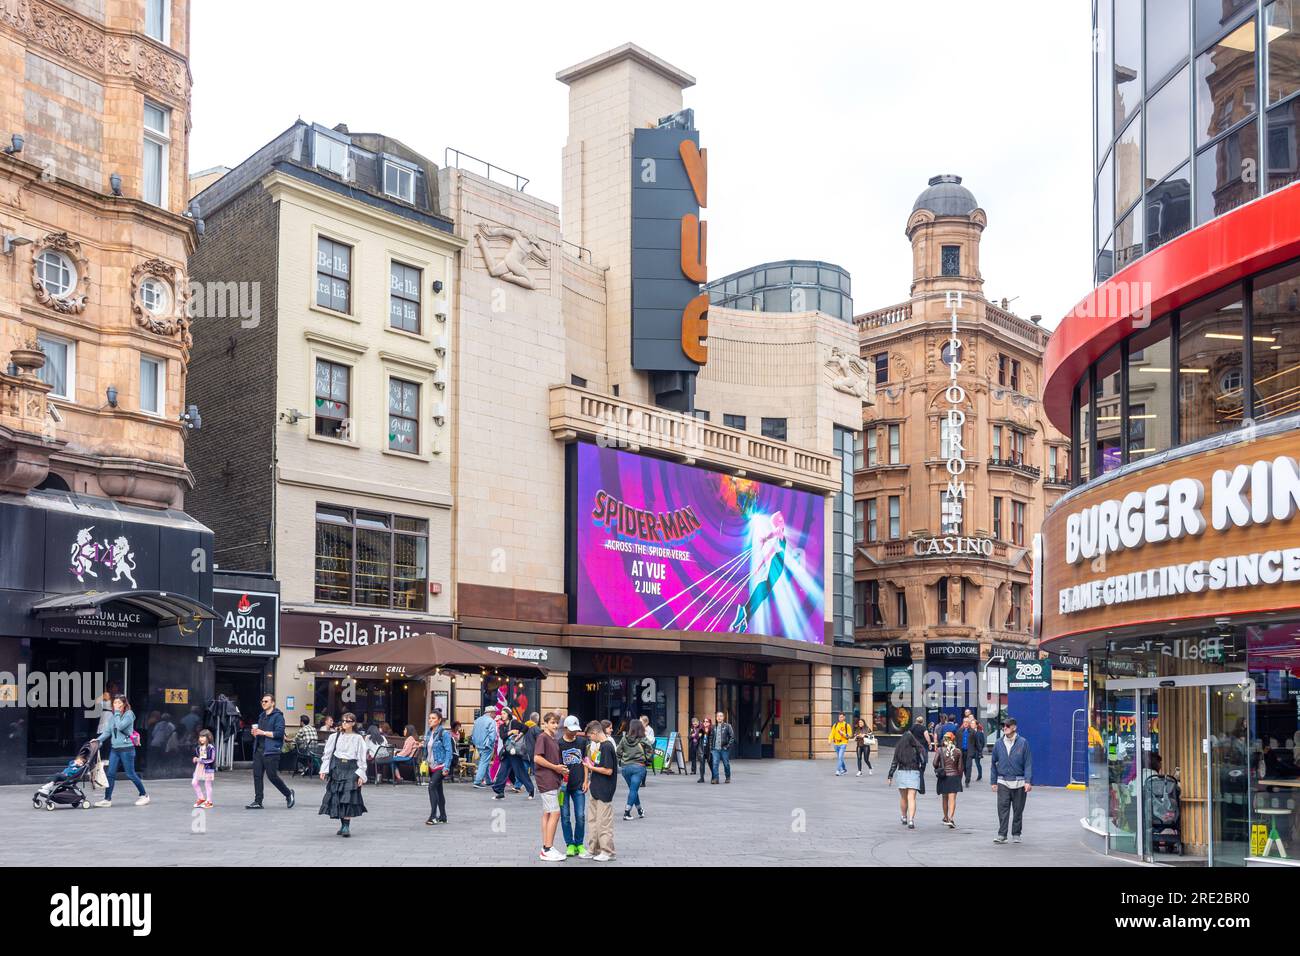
[[1039, 0, 1300, 867]]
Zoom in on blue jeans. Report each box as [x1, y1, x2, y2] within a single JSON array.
[[834, 744, 847, 773], [621, 763, 646, 809], [711, 747, 730, 782], [474, 747, 493, 785], [105, 747, 145, 801], [492, 754, 533, 796], [560, 788, 586, 846]]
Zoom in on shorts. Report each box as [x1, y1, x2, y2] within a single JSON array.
[[540, 789, 561, 813]]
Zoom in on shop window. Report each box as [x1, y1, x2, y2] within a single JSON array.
[[1116, 112, 1143, 219], [1250, 258, 1300, 423], [316, 236, 352, 313], [1195, 17, 1257, 148], [1179, 285, 1246, 443], [389, 261, 422, 333], [314, 505, 429, 611], [1267, 0, 1300, 105], [1115, 199, 1144, 270], [1075, 374, 1092, 483], [1126, 316, 1173, 462], [1267, 96, 1300, 192], [1114, 0, 1143, 130], [1146, 66, 1191, 184], [1196, 120, 1260, 223], [1147, 0, 1190, 88], [387, 378, 420, 453], [1095, 345, 1123, 474], [314, 358, 350, 439], [1146, 162, 1192, 251], [1096, 0, 1114, 164]]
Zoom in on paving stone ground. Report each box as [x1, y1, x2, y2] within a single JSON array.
[[6, 753, 1131, 867]]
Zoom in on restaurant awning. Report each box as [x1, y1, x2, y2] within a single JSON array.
[[304, 631, 549, 681], [31, 589, 217, 627]]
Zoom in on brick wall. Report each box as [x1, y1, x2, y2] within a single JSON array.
[[184, 183, 279, 573]]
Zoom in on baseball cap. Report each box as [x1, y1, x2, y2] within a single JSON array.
[[563, 715, 582, 732]]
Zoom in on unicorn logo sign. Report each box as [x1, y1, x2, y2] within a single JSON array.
[[68, 527, 137, 587]]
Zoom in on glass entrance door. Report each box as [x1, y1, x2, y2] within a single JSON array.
[[1103, 674, 1253, 866]]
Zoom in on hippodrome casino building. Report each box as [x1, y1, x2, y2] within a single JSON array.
[[1038, 0, 1300, 867]]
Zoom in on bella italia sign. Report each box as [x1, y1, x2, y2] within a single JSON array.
[[1059, 453, 1300, 615]]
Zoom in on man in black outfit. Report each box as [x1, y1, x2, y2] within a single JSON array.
[[246, 693, 295, 809]]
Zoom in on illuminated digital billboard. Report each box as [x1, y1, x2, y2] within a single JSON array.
[[572, 442, 825, 643]]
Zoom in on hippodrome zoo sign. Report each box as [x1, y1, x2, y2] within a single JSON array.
[[1041, 429, 1300, 640]]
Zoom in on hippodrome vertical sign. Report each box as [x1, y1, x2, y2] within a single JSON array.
[[941, 291, 966, 535]]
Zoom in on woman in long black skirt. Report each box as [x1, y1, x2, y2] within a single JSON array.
[[319, 712, 368, 836]]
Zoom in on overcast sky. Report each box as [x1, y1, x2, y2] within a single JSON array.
[[191, 0, 1092, 327]]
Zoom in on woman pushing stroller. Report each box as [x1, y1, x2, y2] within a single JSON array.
[[94, 695, 149, 807]]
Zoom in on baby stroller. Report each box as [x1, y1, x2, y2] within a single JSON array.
[[32, 739, 101, 811], [1144, 770, 1182, 855]]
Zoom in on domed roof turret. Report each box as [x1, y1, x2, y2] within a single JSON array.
[[912, 174, 978, 217]]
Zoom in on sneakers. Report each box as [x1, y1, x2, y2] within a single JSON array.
[[202, 800, 213, 809], [493, 794, 505, 800], [578, 846, 592, 859], [245, 801, 263, 810], [622, 809, 632, 821], [592, 852, 612, 862], [636, 807, 644, 819], [710, 779, 719, 785], [286, 789, 295, 809], [539, 846, 566, 862], [993, 835, 1008, 844], [566, 844, 578, 857], [868, 769, 874, 775], [944, 819, 956, 829], [1012, 835, 1022, 844], [856, 770, 862, 777], [907, 819, 915, 830], [94, 799, 112, 808], [472, 782, 488, 789], [426, 818, 438, 826], [134, 795, 150, 806], [193, 799, 205, 808], [900, 815, 908, 825]]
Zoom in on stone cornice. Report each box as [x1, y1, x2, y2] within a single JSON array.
[[1, 0, 191, 108]]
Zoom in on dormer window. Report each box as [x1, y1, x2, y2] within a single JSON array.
[[383, 161, 415, 203], [315, 131, 349, 178]]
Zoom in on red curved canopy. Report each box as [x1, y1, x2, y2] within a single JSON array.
[[1044, 182, 1300, 433]]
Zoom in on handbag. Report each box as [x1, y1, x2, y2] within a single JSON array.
[[505, 734, 522, 757], [419, 759, 430, 775]]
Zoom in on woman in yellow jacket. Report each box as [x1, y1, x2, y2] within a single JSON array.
[[828, 713, 853, 776]]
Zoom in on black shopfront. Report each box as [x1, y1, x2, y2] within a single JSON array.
[[0, 491, 214, 784]]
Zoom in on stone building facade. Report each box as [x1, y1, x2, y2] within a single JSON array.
[[853, 176, 1075, 735], [1, 0, 195, 504]]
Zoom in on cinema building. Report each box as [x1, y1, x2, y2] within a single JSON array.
[[443, 44, 881, 758], [1039, 0, 1300, 865], [852, 176, 1073, 739]]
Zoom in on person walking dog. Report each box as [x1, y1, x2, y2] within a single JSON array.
[[990, 717, 1033, 844]]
